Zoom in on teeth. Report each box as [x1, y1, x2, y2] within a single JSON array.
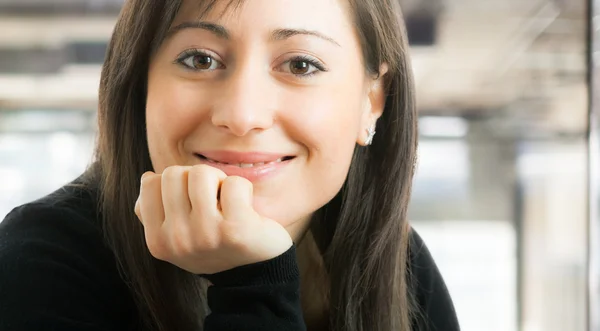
[[201, 155, 289, 167]]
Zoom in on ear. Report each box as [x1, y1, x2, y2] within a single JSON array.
[[357, 63, 389, 146]]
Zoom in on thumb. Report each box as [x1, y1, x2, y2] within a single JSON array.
[[219, 176, 257, 222]]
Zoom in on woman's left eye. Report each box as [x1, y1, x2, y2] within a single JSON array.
[[176, 50, 224, 71], [279, 56, 326, 77]]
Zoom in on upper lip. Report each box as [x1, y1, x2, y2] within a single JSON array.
[[196, 151, 294, 164]]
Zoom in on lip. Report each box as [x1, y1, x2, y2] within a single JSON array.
[[194, 151, 295, 182], [198, 151, 292, 164]]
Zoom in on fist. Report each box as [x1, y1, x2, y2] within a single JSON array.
[[134, 165, 293, 274]]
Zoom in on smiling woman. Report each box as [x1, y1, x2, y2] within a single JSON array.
[[0, 1, 459, 331]]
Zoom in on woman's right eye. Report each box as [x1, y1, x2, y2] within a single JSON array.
[[176, 50, 224, 71]]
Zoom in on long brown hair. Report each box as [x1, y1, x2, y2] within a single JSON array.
[[82, 1, 418, 330]]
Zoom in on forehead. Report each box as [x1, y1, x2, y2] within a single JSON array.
[[173, 0, 356, 44]]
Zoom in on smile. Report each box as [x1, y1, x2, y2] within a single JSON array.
[[194, 152, 296, 182], [197, 154, 294, 168]]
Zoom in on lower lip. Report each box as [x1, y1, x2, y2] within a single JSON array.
[[194, 155, 293, 182]]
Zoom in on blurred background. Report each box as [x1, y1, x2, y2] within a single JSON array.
[[0, 0, 591, 330]]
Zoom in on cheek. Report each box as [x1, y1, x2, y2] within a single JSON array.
[[145, 72, 209, 171], [286, 88, 363, 163], [309, 104, 359, 193], [260, 89, 362, 225]]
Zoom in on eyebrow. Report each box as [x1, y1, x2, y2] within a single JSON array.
[[167, 22, 230, 39], [270, 28, 340, 47], [167, 21, 341, 47]]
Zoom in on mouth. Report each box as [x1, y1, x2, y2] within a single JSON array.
[[193, 151, 296, 182], [195, 154, 295, 168]]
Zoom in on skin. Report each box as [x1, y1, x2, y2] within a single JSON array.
[[136, 0, 388, 275]]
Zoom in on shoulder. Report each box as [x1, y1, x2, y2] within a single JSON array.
[[408, 227, 436, 271], [0, 180, 136, 329], [0, 182, 105, 263], [408, 227, 461, 330]]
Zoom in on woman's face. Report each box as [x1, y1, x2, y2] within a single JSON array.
[[146, 0, 387, 240]]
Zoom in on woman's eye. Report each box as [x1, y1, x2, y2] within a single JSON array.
[[289, 60, 314, 75], [281, 57, 326, 77], [177, 52, 223, 71]]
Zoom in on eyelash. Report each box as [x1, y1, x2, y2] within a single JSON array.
[[174, 49, 328, 78], [174, 49, 223, 71], [286, 55, 327, 78]]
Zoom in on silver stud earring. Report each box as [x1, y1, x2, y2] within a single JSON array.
[[365, 124, 376, 145]]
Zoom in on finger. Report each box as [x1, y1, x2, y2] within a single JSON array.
[[188, 165, 227, 220], [220, 176, 256, 222], [161, 166, 192, 221], [139, 171, 165, 232], [134, 196, 141, 220]]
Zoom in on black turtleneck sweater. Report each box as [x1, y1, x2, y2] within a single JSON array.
[[0, 180, 460, 331]]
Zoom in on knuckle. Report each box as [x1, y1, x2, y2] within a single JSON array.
[[191, 164, 225, 179], [134, 201, 142, 220], [162, 165, 182, 179], [223, 176, 250, 190], [188, 165, 210, 183], [140, 171, 156, 187], [190, 205, 220, 223], [167, 165, 193, 182], [200, 235, 220, 251], [170, 223, 192, 255], [146, 234, 167, 260], [188, 220, 220, 251], [219, 222, 247, 250]]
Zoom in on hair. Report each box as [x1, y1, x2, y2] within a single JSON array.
[[81, 0, 419, 330]]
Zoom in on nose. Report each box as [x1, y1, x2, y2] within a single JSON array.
[[211, 65, 275, 137]]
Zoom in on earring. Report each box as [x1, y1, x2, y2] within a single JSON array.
[[365, 124, 376, 145]]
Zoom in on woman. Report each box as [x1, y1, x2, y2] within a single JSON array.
[[0, 0, 460, 330]]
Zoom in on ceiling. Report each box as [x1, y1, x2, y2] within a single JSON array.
[[0, 0, 589, 137], [405, 0, 587, 137]]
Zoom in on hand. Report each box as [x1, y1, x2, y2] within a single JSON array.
[[134, 164, 293, 274]]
